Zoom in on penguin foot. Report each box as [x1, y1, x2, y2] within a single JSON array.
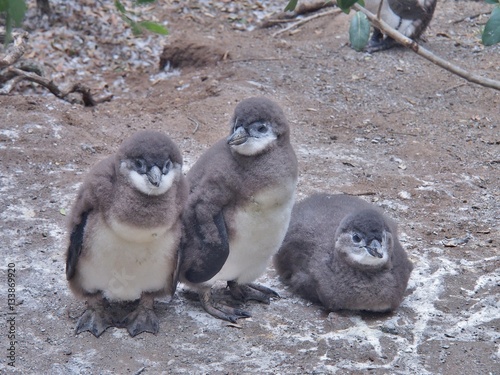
[[367, 35, 398, 53], [200, 289, 252, 323], [228, 281, 280, 304], [75, 308, 113, 337], [121, 305, 159, 337]]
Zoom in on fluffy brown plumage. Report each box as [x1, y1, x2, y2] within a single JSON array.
[[274, 193, 413, 312], [66, 130, 188, 337], [179, 97, 298, 322]]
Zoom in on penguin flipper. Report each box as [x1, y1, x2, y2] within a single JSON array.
[[66, 156, 115, 281], [66, 210, 90, 280], [184, 210, 230, 284]]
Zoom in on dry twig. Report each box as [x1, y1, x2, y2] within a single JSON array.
[[272, 8, 342, 37], [452, 13, 487, 25], [262, 0, 335, 27]]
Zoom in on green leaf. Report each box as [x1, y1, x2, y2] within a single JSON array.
[[284, 0, 298, 12], [485, 0, 499, 4], [0, 0, 8, 12], [136, 0, 157, 4], [59, 208, 67, 216], [130, 21, 143, 36], [349, 11, 370, 51], [4, 11, 12, 45], [482, 6, 500, 46], [8, 0, 27, 26], [337, 0, 358, 13], [115, 0, 126, 14], [138, 20, 168, 35]]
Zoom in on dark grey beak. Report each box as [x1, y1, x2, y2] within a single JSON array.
[[364, 239, 383, 258], [227, 126, 248, 146], [365, 246, 383, 258], [147, 165, 162, 187]]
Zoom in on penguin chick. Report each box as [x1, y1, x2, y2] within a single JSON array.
[[274, 194, 413, 312], [180, 97, 298, 322], [364, 0, 437, 52], [66, 130, 188, 337]]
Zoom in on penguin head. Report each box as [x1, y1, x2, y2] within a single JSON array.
[[227, 97, 289, 156], [117, 130, 183, 196], [335, 209, 393, 269]]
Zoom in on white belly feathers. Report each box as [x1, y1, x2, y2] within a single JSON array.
[[208, 181, 296, 284], [77, 219, 178, 301]]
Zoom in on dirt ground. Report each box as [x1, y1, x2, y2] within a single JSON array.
[[1, 0, 499, 374]]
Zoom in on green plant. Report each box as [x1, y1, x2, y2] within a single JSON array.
[[1, 0, 167, 48], [285, 0, 370, 50], [483, 0, 500, 46], [0, 0, 27, 45], [115, 0, 168, 36]]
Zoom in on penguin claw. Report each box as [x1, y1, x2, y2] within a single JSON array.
[[121, 306, 159, 337], [228, 282, 280, 304], [75, 308, 113, 337], [366, 36, 398, 53], [200, 290, 252, 322]]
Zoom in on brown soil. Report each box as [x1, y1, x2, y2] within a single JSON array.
[[1, 0, 499, 374]]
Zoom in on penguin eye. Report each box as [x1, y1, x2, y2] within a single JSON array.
[[257, 124, 268, 133], [352, 234, 362, 243], [134, 159, 147, 173], [162, 160, 172, 175]]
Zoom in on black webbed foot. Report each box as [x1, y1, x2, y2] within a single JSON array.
[[227, 281, 280, 304], [121, 305, 159, 337], [199, 288, 252, 323], [75, 306, 113, 337], [120, 294, 159, 337], [366, 29, 399, 53]]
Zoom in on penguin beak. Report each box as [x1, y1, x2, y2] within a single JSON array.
[[147, 165, 162, 187], [365, 246, 383, 258], [364, 239, 383, 258], [227, 126, 248, 146]]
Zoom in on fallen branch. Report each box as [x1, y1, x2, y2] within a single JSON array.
[[353, 4, 500, 91], [294, 1, 336, 16], [5, 67, 112, 106], [0, 31, 28, 69], [1, 30, 112, 105], [272, 8, 342, 37], [262, 0, 335, 27]]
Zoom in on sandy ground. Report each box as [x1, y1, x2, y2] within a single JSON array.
[[0, 0, 499, 374]]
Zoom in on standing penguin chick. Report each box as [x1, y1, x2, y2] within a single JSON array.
[[180, 97, 298, 322], [364, 0, 437, 52], [274, 194, 413, 312], [66, 130, 188, 337]]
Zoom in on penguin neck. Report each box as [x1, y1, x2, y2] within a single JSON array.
[[335, 251, 392, 272]]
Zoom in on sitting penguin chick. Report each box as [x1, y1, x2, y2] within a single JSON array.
[[179, 97, 298, 322], [66, 130, 188, 337], [274, 193, 413, 312], [364, 0, 437, 52]]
